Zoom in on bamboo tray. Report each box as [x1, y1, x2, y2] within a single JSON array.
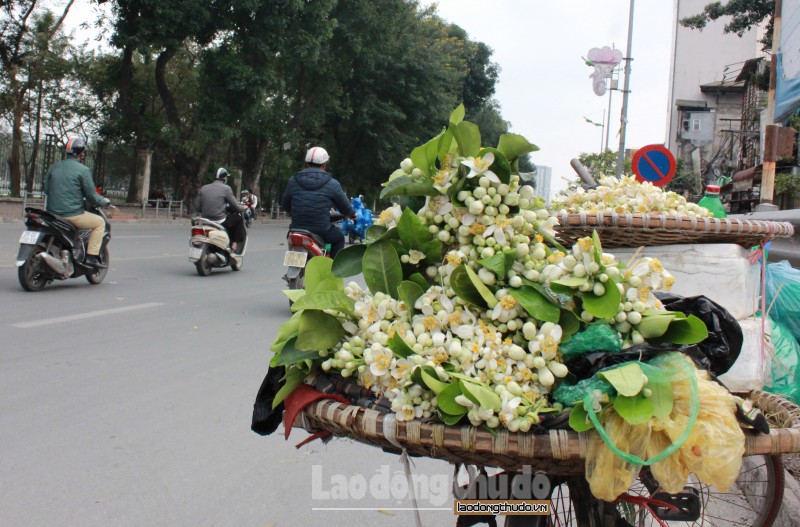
[[296, 390, 800, 475], [554, 212, 794, 249]]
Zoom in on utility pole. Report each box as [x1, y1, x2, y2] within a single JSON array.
[[616, 0, 635, 178], [605, 72, 616, 152], [760, 0, 782, 209]]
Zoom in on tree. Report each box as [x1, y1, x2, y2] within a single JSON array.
[[680, 0, 774, 50], [578, 149, 632, 180], [0, 0, 75, 196]]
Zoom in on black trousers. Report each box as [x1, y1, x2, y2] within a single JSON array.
[[317, 225, 345, 257], [223, 212, 246, 245]]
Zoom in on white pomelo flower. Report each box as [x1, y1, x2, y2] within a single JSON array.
[[461, 152, 500, 184]]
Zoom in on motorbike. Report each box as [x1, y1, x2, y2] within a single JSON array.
[[16, 205, 112, 292], [241, 203, 255, 228], [188, 216, 246, 275], [283, 212, 344, 292]]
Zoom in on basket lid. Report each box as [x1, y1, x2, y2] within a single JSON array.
[[706, 184, 721, 193]]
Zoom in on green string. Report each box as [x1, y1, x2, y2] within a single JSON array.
[[583, 355, 699, 466]]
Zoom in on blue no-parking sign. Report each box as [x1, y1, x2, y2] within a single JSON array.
[[631, 144, 676, 187]]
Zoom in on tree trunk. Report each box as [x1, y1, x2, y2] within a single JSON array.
[[10, 89, 26, 197], [242, 133, 269, 200], [27, 80, 44, 194]]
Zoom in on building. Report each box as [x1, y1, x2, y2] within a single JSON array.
[[666, 0, 765, 186], [532, 165, 552, 206]]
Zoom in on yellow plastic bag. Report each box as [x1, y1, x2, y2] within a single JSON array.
[[585, 411, 650, 501]]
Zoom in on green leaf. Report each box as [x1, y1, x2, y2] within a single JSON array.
[[282, 289, 306, 302], [439, 411, 465, 425], [272, 366, 306, 409], [397, 280, 425, 315], [510, 287, 560, 323], [449, 104, 465, 125], [569, 404, 595, 432], [397, 207, 431, 248], [497, 133, 539, 164], [551, 276, 589, 289], [592, 230, 604, 265], [366, 225, 388, 244], [613, 395, 655, 425], [363, 240, 403, 298], [314, 276, 344, 293], [438, 382, 469, 416], [420, 240, 442, 261], [388, 332, 415, 359], [559, 309, 582, 341], [637, 314, 678, 339], [270, 311, 302, 353], [460, 380, 502, 411], [332, 244, 367, 277], [304, 256, 334, 294], [409, 272, 430, 291], [599, 363, 646, 397], [450, 265, 488, 309], [581, 276, 621, 319], [452, 121, 481, 157], [421, 366, 448, 394], [478, 252, 509, 280], [379, 176, 439, 199], [295, 310, 345, 351], [647, 378, 674, 420], [290, 291, 355, 316], [465, 265, 498, 308], [410, 133, 442, 177], [438, 128, 457, 164], [478, 147, 511, 184], [272, 337, 322, 366], [654, 314, 709, 344]]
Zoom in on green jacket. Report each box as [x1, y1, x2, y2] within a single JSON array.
[[44, 158, 106, 217]]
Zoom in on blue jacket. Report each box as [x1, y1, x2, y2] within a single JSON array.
[[282, 168, 355, 234]]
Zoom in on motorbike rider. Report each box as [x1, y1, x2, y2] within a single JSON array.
[[43, 137, 110, 269], [241, 189, 258, 221], [281, 146, 355, 257], [194, 168, 246, 253]]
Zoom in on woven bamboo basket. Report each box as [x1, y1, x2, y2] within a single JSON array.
[[554, 212, 794, 249], [297, 390, 800, 475]]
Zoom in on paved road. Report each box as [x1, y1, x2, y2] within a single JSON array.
[[0, 222, 455, 527]]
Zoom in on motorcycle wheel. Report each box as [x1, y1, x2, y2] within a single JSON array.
[[231, 256, 242, 271], [18, 247, 50, 292], [287, 270, 304, 307], [85, 247, 110, 285], [195, 246, 213, 276]]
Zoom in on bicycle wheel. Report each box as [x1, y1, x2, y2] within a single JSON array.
[[538, 455, 783, 527]]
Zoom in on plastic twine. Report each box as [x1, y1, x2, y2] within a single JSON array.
[[583, 355, 699, 466], [382, 415, 423, 527]]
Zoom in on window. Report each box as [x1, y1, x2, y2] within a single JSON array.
[[692, 119, 701, 131], [682, 119, 690, 131]]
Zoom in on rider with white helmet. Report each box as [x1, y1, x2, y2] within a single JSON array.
[[281, 146, 355, 257]]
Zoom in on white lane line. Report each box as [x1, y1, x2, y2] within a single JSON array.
[[11, 302, 165, 328], [113, 236, 162, 239]]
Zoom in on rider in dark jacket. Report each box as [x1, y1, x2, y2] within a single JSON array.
[[281, 146, 355, 256]]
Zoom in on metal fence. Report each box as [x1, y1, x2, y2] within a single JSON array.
[[1, 135, 181, 202]]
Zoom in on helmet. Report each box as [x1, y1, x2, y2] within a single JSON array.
[[65, 137, 86, 157], [215, 167, 229, 180], [242, 189, 250, 194], [305, 146, 330, 165]]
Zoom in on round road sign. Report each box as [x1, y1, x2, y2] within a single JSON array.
[[631, 144, 676, 187]]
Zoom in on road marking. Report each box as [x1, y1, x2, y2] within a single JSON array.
[[11, 302, 165, 328]]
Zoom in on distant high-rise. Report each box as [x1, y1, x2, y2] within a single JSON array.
[[532, 165, 552, 206]]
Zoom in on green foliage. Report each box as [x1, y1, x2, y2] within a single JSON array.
[[775, 173, 800, 196], [680, 0, 774, 50], [578, 149, 632, 179]]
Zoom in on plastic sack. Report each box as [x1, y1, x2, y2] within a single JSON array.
[[655, 292, 743, 375], [585, 411, 649, 501], [766, 261, 800, 343], [765, 317, 800, 405], [566, 343, 710, 381], [559, 323, 621, 361]]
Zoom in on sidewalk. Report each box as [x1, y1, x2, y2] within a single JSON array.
[[0, 199, 288, 225]]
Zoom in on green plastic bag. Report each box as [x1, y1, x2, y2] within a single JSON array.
[[765, 317, 800, 405], [560, 323, 622, 361]]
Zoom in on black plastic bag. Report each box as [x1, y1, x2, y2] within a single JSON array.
[[251, 365, 286, 436], [655, 292, 743, 375]]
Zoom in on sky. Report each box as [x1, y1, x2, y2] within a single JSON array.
[[62, 0, 677, 199], [424, 0, 676, 197]]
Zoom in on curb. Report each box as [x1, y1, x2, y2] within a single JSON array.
[[778, 469, 800, 526]]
